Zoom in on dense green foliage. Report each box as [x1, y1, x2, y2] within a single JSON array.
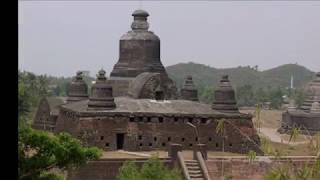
[[46, 75, 94, 97], [18, 70, 94, 125], [18, 71, 51, 125], [264, 158, 320, 180], [18, 127, 102, 180], [117, 156, 182, 180], [167, 63, 313, 109], [18, 71, 102, 180]]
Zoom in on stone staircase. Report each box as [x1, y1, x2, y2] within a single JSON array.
[[184, 160, 205, 180]]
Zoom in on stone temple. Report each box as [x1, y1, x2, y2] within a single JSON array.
[[279, 72, 320, 134], [33, 9, 262, 155]]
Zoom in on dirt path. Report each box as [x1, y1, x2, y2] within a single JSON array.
[[259, 127, 309, 145]]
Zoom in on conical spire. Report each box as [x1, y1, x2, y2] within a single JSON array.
[[66, 71, 88, 103], [212, 75, 239, 113], [87, 69, 116, 110], [180, 75, 198, 101]]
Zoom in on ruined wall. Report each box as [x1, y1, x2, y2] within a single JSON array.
[[67, 157, 317, 180], [67, 158, 173, 180], [206, 157, 317, 180], [107, 79, 132, 97], [55, 109, 81, 136], [280, 111, 320, 134], [32, 99, 56, 131]]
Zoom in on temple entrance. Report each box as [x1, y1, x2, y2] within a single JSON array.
[[116, 133, 125, 150], [155, 90, 164, 100]]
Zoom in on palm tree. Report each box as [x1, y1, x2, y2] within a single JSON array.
[[288, 127, 300, 144], [255, 103, 262, 133], [247, 150, 256, 164]]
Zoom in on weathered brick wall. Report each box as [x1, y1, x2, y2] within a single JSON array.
[[67, 157, 317, 180], [206, 157, 317, 180], [67, 158, 173, 180], [108, 79, 132, 97], [59, 113, 261, 154]]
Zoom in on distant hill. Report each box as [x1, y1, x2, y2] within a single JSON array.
[[166, 62, 315, 90]]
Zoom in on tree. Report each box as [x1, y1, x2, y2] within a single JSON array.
[[255, 103, 262, 132], [254, 88, 268, 104], [18, 127, 102, 180], [18, 71, 51, 125], [117, 156, 182, 180], [268, 88, 284, 109], [18, 80, 32, 125], [293, 89, 306, 108], [197, 82, 214, 104], [236, 84, 255, 106], [288, 127, 300, 144]]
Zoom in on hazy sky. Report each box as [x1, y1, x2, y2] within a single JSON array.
[[19, 1, 320, 77]]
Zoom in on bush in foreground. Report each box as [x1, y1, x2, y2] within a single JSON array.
[[18, 127, 102, 180], [117, 156, 182, 180]]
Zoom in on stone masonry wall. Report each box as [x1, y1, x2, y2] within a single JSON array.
[[67, 157, 317, 180], [67, 158, 173, 180], [59, 113, 261, 154], [206, 157, 317, 180]]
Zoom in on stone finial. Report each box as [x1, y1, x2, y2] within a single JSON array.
[[131, 9, 150, 30], [212, 75, 239, 113], [87, 69, 116, 110], [76, 71, 83, 78], [180, 75, 198, 101], [66, 71, 89, 103], [96, 69, 107, 82]]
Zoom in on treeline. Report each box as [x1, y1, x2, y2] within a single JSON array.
[[235, 84, 305, 109], [18, 70, 95, 124], [196, 83, 305, 109], [18, 70, 94, 124], [19, 69, 306, 113], [18, 71, 51, 124]]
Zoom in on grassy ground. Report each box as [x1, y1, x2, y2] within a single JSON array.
[[265, 141, 317, 156]]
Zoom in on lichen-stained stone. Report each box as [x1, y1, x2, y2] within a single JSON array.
[[110, 9, 165, 78], [180, 75, 198, 101], [67, 71, 89, 103], [87, 69, 116, 111], [212, 75, 239, 113]]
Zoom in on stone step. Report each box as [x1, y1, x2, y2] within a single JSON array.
[[188, 170, 202, 175], [185, 161, 199, 165], [191, 178, 204, 180], [190, 174, 204, 178], [187, 166, 201, 171], [186, 163, 199, 167]]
